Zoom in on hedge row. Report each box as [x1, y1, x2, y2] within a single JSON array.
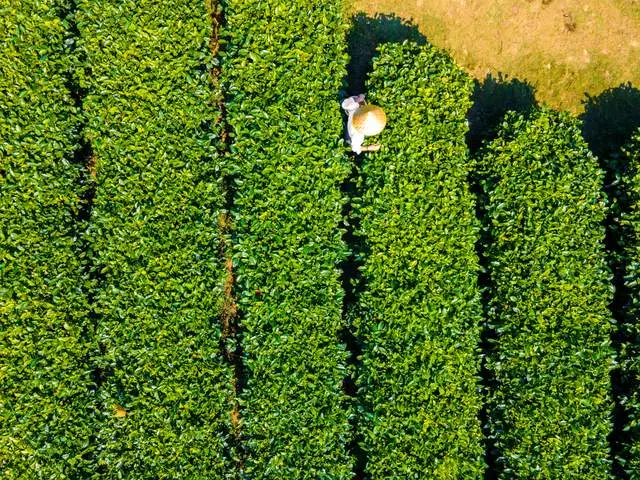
[[480, 110, 614, 478], [76, 0, 233, 475], [351, 41, 485, 478], [0, 2, 97, 476], [621, 130, 640, 478], [220, 0, 353, 477]]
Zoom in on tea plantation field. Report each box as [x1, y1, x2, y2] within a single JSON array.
[[1, 0, 639, 478]]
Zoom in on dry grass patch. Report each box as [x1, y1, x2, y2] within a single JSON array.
[[346, 0, 640, 113]]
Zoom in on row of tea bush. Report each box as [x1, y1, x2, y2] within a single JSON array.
[[2, 0, 640, 477]]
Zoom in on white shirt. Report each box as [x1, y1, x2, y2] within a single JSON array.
[[341, 94, 366, 154]]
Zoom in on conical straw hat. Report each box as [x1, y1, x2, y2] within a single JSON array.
[[352, 104, 387, 136]]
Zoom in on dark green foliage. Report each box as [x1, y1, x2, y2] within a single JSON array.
[[0, 1, 98, 476], [480, 109, 614, 478], [580, 83, 640, 160], [621, 130, 640, 478], [220, 0, 352, 477], [345, 12, 426, 97], [353, 41, 485, 478], [466, 73, 538, 152], [76, 0, 233, 475]]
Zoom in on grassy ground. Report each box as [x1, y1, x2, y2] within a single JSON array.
[[345, 0, 640, 114]]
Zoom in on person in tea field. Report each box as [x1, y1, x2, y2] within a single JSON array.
[[341, 94, 387, 154]]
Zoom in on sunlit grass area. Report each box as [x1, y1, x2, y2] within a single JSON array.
[[345, 0, 640, 113]]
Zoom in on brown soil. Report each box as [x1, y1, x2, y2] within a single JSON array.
[[347, 0, 640, 113], [87, 154, 97, 179]]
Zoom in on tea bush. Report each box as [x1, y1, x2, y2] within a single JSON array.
[[0, 1, 98, 476], [480, 109, 614, 478], [220, 0, 353, 477], [76, 0, 233, 475], [620, 130, 640, 479], [352, 41, 486, 478]]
